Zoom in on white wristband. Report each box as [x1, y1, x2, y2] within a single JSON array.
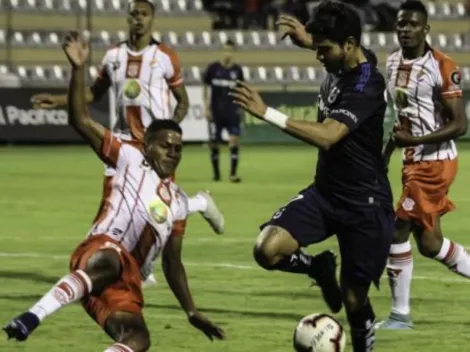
[[263, 107, 288, 129]]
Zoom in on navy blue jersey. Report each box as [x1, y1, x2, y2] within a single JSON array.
[[203, 62, 244, 113], [314, 48, 393, 208]]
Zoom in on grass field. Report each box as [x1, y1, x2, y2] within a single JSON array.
[[1, 144, 470, 351]]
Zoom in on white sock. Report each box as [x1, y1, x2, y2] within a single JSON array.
[[104, 343, 135, 352], [435, 238, 470, 278], [387, 241, 413, 316], [29, 270, 92, 321], [187, 194, 208, 214]]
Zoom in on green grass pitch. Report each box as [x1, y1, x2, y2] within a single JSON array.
[[1, 144, 470, 351]]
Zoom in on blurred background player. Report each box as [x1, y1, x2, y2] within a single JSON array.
[[3, 32, 225, 351], [231, 2, 394, 351], [377, 0, 469, 330], [31, 0, 225, 286], [203, 39, 244, 183]]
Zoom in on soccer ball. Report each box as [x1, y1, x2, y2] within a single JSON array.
[[293, 313, 346, 352]]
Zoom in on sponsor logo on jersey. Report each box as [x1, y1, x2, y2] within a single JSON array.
[[124, 79, 142, 99]]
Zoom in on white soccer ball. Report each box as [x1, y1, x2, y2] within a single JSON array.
[[293, 313, 346, 352]]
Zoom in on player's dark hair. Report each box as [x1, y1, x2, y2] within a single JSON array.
[[128, 0, 155, 13], [305, 0, 362, 45], [145, 120, 182, 142], [399, 0, 428, 21]]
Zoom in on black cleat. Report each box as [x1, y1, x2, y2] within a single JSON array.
[[213, 175, 221, 182], [3, 312, 40, 341], [229, 175, 242, 183], [308, 250, 343, 314]]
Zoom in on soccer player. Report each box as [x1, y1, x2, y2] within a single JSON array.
[[231, 2, 394, 351], [203, 39, 244, 182], [376, 0, 469, 330], [3, 32, 225, 352], [32, 0, 225, 286]]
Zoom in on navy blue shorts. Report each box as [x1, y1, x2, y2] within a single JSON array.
[[209, 113, 241, 142], [261, 185, 394, 287]]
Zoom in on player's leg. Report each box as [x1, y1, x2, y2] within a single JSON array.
[[208, 120, 222, 181], [3, 235, 122, 341], [254, 186, 342, 313], [103, 312, 150, 352], [414, 215, 470, 277], [375, 218, 414, 330], [227, 114, 242, 183], [337, 205, 394, 352]]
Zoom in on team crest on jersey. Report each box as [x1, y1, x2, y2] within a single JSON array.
[[451, 69, 461, 86], [127, 62, 140, 78], [230, 71, 237, 80], [327, 86, 340, 104], [148, 198, 169, 224], [157, 182, 172, 206], [124, 79, 142, 100]]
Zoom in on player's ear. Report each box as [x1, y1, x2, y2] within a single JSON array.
[[424, 24, 430, 34]]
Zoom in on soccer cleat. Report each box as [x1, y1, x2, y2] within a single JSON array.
[[142, 273, 158, 289], [308, 250, 343, 314], [198, 191, 225, 234], [375, 313, 414, 330], [213, 175, 221, 182], [3, 312, 40, 341], [229, 175, 242, 183]]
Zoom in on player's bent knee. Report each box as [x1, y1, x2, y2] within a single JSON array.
[[253, 226, 298, 270], [416, 233, 443, 258], [85, 248, 122, 293], [105, 312, 150, 352], [392, 218, 412, 244], [125, 329, 151, 352]]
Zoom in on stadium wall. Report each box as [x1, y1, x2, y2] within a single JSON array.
[[1, 87, 470, 144]]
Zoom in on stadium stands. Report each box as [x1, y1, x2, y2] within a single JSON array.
[[0, 0, 466, 19], [3, 63, 470, 87]]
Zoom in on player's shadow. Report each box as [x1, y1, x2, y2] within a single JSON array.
[[147, 303, 306, 322], [0, 270, 59, 284], [0, 294, 43, 301], [203, 288, 322, 300]]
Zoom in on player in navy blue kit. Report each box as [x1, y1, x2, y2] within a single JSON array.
[[230, 2, 394, 351], [204, 39, 244, 182]]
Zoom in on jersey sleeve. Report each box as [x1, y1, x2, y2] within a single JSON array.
[[160, 44, 184, 88], [438, 56, 463, 99], [203, 64, 213, 85], [170, 189, 189, 237], [329, 68, 386, 132], [100, 130, 131, 169]]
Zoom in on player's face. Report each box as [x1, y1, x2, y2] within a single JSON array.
[[396, 10, 428, 49], [221, 45, 234, 63], [145, 130, 183, 179], [127, 2, 154, 36], [314, 39, 347, 73]]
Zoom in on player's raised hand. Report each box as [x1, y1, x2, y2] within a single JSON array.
[[31, 93, 61, 109], [63, 31, 89, 68], [229, 81, 267, 119], [188, 311, 225, 341], [276, 15, 314, 49]]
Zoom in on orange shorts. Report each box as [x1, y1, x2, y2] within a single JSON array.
[[69, 235, 144, 327], [396, 159, 458, 231]]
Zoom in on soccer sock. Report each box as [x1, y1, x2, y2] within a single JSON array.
[[434, 238, 470, 278], [387, 241, 413, 316], [347, 300, 376, 352], [273, 249, 313, 274], [187, 194, 209, 214], [29, 270, 92, 322], [210, 147, 220, 180], [230, 146, 239, 177], [104, 343, 135, 352]]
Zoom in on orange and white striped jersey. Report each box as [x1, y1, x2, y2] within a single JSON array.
[[99, 39, 184, 143], [90, 131, 188, 271], [386, 47, 463, 162]]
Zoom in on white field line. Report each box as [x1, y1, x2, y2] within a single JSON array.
[[0, 251, 470, 283]]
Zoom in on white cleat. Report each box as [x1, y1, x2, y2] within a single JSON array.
[[142, 273, 158, 289], [198, 191, 225, 234], [375, 313, 414, 330]]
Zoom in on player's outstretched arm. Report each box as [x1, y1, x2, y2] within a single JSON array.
[[162, 235, 225, 341], [65, 31, 106, 154], [230, 81, 348, 150], [171, 84, 190, 124]]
